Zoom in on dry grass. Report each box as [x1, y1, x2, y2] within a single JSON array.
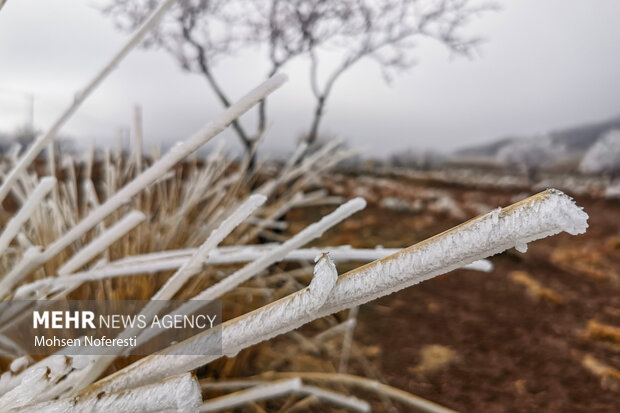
[[509, 271, 565, 304], [409, 344, 458, 376], [582, 355, 620, 391], [583, 319, 620, 347]]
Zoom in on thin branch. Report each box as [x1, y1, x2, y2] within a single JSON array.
[[83, 189, 588, 395], [57, 210, 145, 277], [11, 373, 201, 413], [201, 378, 302, 412], [0, 177, 55, 257], [257, 371, 454, 413]]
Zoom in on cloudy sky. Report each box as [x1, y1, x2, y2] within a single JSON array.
[[1, 0, 619, 157]]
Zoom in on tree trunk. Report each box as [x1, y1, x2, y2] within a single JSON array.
[[307, 96, 326, 145]]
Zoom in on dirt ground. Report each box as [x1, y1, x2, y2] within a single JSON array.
[[288, 173, 620, 412]]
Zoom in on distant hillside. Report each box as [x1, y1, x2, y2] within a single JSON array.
[[456, 115, 620, 158]]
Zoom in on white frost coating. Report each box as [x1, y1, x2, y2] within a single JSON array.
[[313, 189, 588, 315], [12, 373, 201, 413], [0, 355, 76, 397], [13, 245, 397, 299], [0, 177, 55, 256], [190, 198, 365, 301], [199, 378, 369, 413], [0, 356, 72, 410], [131, 200, 363, 346], [300, 384, 370, 412], [78, 246, 491, 277], [57, 210, 146, 276], [0, 246, 43, 300], [579, 129, 620, 174], [0, 0, 179, 205], [83, 190, 587, 394], [200, 378, 302, 412], [140, 252, 339, 355], [5, 73, 288, 283], [9, 356, 29, 374], [0, 368, 54, 410], [462, 259, 493, 272], [515, 241, 528, 253], [115, 195, 265, 360]]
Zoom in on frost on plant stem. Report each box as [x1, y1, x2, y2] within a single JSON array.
[[12, 245, 492, 300], [0, 176, 56, 257], [200, 378, 302, 412], [11, 373, 201, 413], [187, 197, 366, 302], [57, 210, 146, 276], [199, 378, 370, 413], [84, 189, 587, 394], [128, 200, 365, 348], [318, 188, 588, 313]]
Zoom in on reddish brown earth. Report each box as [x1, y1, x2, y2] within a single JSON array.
[[289, 174, 620, 412]]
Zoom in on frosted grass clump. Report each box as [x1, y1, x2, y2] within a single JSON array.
[[579, 129, 620, 174]]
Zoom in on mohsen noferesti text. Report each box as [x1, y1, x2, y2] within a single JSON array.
[[34, 335, 137, 348]]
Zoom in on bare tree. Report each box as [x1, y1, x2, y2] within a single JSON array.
[[102, 0, 491, 151]]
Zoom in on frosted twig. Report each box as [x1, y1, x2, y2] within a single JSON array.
[[190, 198, 365, 301], [200, 378, 370, 412], [258, 372, 454, 413], [0, 356, 72, 410], [84, 253, 338, 394], [43, 196, 267, 392], [300, 384, 370, 412], [104, 245, 491, 272], [10, 373, 201, 413], [57, 210, 146, 276], [0, 0, 179, 204], [130, 199, 365, 347], [0, 247, 43, 301], [2, 74, 287, 283], [200, 378, 302, 412], [314, 319, 357, 343], [83, 189, 587, 394], [132, 105, 143, 174], [12, 245, 406, 299], [339, 306, 358, 374], [0, 177, 55, 258]]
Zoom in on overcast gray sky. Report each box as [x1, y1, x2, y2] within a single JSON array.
[[1, 0, 619, 157]]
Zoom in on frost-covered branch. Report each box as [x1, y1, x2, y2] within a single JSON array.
[[189, 198, 365, 301], [83, 189, 588, 394], [58, 210, 145, 276], [200, 378, 370, 412], [10, 373, 201, 413], [201, 378, 302, 412], [258, 372, 455, 413], [0, 177, 55, 257]]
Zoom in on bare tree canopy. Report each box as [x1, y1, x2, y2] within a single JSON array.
[[102, 0, 492, 153]]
